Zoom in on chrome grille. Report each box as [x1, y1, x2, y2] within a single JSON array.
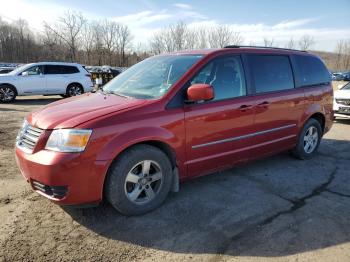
[[16, 121, 44, 153], [336, 99, 350, 106]]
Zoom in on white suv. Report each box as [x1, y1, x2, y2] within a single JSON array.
[[334, 82, 350, 117], [0, 62, 93, 102]]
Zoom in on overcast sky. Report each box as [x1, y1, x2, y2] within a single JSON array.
[[1, 0, 349, 52]]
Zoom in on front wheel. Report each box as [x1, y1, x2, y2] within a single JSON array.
[[0, 85, 16, 103], [291, 118, 322, 160], [105, 145, 173, 215], [66, 84, 83, 97]]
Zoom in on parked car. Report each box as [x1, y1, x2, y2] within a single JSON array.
[[334, 82, 350, 116], [0, 67, 15, 74], [15, 46, 333, 215], [0, 62, 93, 102], [332, 72, 345, 81], [342, 72, 350, 81]]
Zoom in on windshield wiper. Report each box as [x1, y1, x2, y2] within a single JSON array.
[[100, 89, 130, 98]]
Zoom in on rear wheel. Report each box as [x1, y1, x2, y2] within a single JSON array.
[[66, 84, 83, 97], [105, 145, 173, 215], [0, 85, 16, 103], [292, 118, 322, 160]]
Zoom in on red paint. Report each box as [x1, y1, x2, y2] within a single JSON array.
[[15, 48, 333, 206]]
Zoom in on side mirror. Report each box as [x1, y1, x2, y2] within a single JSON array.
[[187, 84, 214, 102], [21, 71, 29, 76]]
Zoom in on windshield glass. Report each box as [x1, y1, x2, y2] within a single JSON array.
[[9, 64, 32, 75], [103, 55, 202, 99], [341, 82, 350, 90]]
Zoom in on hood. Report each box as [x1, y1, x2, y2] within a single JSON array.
[[334, 89, 350, 99], [0, 74, 14, 79], [28, 93, 146, 129]]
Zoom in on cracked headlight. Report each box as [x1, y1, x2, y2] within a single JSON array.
[[45, 129, 92, 152]]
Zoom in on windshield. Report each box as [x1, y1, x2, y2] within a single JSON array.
[[9, 64, 32, 75], [341, 82, 350, 90], [103, 55, 202, 99]]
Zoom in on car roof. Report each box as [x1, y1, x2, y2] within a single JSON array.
[[25, 62, 81, 66], [167, 46, 313, 57]]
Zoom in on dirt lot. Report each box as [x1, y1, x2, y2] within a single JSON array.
[[1, 96, 350, 262]]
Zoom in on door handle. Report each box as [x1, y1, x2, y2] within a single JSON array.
[[257, 101, 270, 107], [239, 104, 253, 111]]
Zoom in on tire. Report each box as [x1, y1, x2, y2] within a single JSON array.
[[66, 84, 84, 97], [291, 118, 322, 160], [105, 144, 173, 216], [0, 84, 17, 103]]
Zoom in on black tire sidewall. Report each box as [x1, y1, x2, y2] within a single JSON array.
[[0, 85, 16, 103], [66, 84, 83, 97], [294, 119, 322, 159], [105, 145, 173, 216]]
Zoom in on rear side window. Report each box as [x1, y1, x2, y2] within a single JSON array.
[[248, 55, 294, 93], [61, 66, 80, 74], [45, 65, 79, 74], [45, 65, 61, 74], [294, 55, 331, 87]]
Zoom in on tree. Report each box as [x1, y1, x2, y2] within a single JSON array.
[[209, 25, 233, 48], [263, 37, 274, 47], [298, 35, 315, 51], [44, 11, 86, 61], [117, 24, 132, 66], [285, 37, 295, 49]]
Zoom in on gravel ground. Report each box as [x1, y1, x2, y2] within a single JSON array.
[[0, 96, 350, 262]]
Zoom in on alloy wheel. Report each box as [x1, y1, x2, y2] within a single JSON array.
[[0, 87, 15, 102], [303, 126, 319, 154], [68, 86, 82, 96], [124, 160, 163, 205]]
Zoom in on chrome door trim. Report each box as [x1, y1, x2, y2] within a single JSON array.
[[192, 124, 296, 149]]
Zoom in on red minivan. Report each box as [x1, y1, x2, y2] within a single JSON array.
[[15, 46, 333, 215]]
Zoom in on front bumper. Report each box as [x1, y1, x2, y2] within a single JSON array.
[[334, 102, 350, 115], [15, 147, 109, 205]]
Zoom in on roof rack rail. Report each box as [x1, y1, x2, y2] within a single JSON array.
[[224, 45, 307, 52]]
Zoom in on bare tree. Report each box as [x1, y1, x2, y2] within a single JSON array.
[[209, 25, 232, 48], [81, 22, 95, 65], [116, 24, 132, 66], [298, 35, 315, 51], [100, 19, 119, 65], [263, 37, 274, 47], [195, 27, 208, 49], [44, 11, 86, 61], [285, 37, 295, 49]]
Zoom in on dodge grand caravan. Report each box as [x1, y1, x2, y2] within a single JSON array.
[[15, 46, 333, 215]]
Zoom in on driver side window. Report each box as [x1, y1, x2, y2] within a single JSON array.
[[22, 66, 42, 76], [191, 56, 247, 101]]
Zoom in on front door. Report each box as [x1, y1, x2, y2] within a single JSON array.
[[17, 65, 46, 95], [184, 55, 255, 177]]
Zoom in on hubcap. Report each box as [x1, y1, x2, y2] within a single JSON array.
[[303, 126, 318, 154], [124, 160, 163, 205], [0, 87, 15, 102], [68, 86, 82, 96]]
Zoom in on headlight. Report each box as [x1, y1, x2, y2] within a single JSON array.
[[45, 129, 92, 152]]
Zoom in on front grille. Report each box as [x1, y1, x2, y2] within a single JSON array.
[[32, 180, 68, 199], [16, 121, 44, 154], [336, 99, 350, 106]]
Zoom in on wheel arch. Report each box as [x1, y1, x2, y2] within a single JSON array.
[[67, 82, 84, 92], [309, 112, 325, 134], [101, 138, 180, 200], [0, 83, 18, 95]]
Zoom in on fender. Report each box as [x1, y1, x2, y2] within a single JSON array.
[[95, 126, 185, 173], [299, 103, 325, 129], [0, 83, 18, 95]]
